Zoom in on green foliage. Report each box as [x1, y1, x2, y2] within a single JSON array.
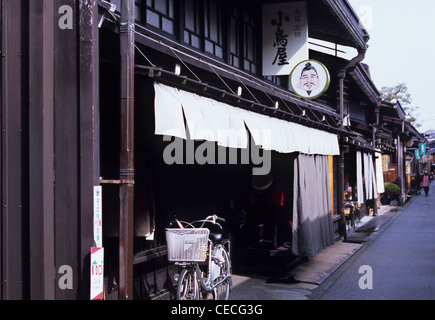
[[384, 182, 400, 195], [381, 83, 412, 105], [381, 83, 421, 127]]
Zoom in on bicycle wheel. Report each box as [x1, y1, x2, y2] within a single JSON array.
[[212, 246, 232, 300], [177, 268, 200, 300]]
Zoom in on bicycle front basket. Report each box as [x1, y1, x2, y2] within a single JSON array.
[[165, 228, 210, 262]]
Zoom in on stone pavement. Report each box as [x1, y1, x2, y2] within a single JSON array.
[[312, 185, 435, 300], [231, 203, 401, 300]]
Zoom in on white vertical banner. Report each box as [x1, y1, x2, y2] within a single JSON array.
[[376, 153, 385, 193], [262, 1, 308, 76], [93, 186, 103, 248], [356, 151, 364, 205], [90, 247, 104, 300]]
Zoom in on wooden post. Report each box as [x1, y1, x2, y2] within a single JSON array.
[[119, 0, 135, 300], [28, 0, 56, 300], [372, 104, 379, 216], [78, 0, 100, 299], [338, 71, 347, 241]]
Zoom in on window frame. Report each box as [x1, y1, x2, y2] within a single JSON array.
[[141, 0, 177, 37]]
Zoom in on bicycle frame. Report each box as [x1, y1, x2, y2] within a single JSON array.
[[177, 238, 231, 295], [170, 214, 232, 299]]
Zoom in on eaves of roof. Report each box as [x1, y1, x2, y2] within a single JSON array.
[[311, 0, 370, 51]]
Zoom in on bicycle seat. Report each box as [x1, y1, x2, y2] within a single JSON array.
[[209, 233, 223, 243]]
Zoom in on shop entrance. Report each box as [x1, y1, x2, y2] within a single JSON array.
[[99, 47, 299, 297]]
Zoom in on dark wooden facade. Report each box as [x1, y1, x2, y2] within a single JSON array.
[[1, 0, 27, 300], [378, 100, 423, 203], [1, 0, 99, 299]]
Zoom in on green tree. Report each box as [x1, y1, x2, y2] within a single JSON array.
[[381, 83, 421, 127]]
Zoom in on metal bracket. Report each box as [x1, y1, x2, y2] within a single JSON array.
[[135, 65, 162, 78], [100, 179, 135, 185]]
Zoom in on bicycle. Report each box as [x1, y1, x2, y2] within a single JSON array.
[[165, 214, 232, 300]]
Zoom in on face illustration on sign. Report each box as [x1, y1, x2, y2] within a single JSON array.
[[298, 63, 320, 94], [290, 60, 330, 99]]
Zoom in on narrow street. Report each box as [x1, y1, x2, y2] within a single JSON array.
[[311, 181, 435, 300]]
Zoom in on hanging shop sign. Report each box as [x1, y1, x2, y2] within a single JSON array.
[[419, 143, 427, 156], [262, 2, 308, 76], [415, 148, 421, 160], [290, 60, 331, 99]]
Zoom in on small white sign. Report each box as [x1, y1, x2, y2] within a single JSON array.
[[90, 247, 104, 300], [93, 186, 103, 248], [262, 2, 308, 76]]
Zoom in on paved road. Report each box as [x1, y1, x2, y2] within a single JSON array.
[[311, 182, 435, 300]]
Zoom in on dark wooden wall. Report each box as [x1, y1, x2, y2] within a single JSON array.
[[1, 0, 27, 300], [1, 0, 99, 300]]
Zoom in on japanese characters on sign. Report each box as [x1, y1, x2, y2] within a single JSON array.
[[93, 186, 103, 248], [262, 2, 308, 76], [419, 143, 427, 156], [271, 11, 290, 67], [90, 247, 104, 300], [91, 187, 104, 300], [415, 143, 427, 160]]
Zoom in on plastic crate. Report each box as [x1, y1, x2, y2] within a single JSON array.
[[165, 228, 210, 262]]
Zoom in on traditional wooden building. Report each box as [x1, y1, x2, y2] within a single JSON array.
[[2, 0, 379, 300], [427, 131, 435, 173], [377, 100, 423, 204], [337, 61, 382, 222]]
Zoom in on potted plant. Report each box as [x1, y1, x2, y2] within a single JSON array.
[[382, 182, 400, 205]]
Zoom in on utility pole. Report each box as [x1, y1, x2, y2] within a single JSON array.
[[119, 0, 135, 300]]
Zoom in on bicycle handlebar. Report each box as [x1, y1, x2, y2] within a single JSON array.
[[216, 216, 226, 223], [172, 214, 226, 229], [205, 214, 226, 224]]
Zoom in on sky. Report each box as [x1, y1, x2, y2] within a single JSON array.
[[347, 0, 435, 133]]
